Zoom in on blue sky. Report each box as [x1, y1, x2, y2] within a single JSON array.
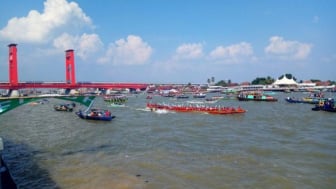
[[0, 0, 335, 84]]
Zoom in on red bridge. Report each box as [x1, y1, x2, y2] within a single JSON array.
[[0, 44, 148, 91]]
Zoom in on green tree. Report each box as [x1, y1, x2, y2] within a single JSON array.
[[215, 80, 227, 86], [251, 76, 275, 85], [310, 79, 321, 83], [278, 73, 297, 81]]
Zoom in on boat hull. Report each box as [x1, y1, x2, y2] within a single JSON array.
[[237, 96, 278, 102], [147, 103, 246, 115], [311, 98, 336, 112], [237, 92, 278, 102], [54, 104, 74, 112], [311, 106, 336, 112], [76, 111, 116, 121]]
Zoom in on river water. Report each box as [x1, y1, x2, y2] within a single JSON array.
[[0, 92, 335, 189]]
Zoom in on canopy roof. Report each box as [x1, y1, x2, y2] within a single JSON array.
[[273, 75, 298, 86]]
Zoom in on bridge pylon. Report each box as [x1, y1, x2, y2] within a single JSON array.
[[65, 49, 76, 86], [8, 44, 18, 87]]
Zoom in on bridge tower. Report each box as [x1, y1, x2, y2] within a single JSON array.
[[8, 44, 18, 87], [65, 49, 76, 85]]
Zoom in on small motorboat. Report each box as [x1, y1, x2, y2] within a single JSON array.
[[76, 109, 116, 121], [285, 97, 303, 103], [176, 94, 189, 99], [193, 93, 206, 98], [54, 103, 75, 112], [76, 99, 116, 121], [311, 98, 336, 112], [110, 102, 126, 108]]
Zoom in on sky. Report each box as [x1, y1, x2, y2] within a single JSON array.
[[0, 0, 335, 84]]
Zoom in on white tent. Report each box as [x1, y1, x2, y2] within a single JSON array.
[[273, 75, 298, 86]]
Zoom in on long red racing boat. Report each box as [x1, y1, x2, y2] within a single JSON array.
[[147, 103, 246, 115]]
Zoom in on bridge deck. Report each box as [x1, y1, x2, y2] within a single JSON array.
[[0, 82, 148, 90]]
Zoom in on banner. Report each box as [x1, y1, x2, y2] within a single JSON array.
[[0, 95, 95, 115]]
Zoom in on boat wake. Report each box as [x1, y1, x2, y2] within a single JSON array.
[[153, 109, 170, 114], [135, 108, 151, 112], [186, 100, 204, 104], [135, 107, 172, 114], [110, 104, 127, 108]]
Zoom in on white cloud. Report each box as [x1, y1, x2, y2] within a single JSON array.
[[209, 42, 254, 63], [98, 35, 152, 65], [53, 33, 103, 60], [174, 43, 203, 60], [0, 0, 92, 43], [265, 36, 312, 60]]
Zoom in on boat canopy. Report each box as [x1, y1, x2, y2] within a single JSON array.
[[273, 75, 298, 86]]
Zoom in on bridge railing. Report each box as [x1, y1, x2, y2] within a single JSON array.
[[0, 82, 149, 90]]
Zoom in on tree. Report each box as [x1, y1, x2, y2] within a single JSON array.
[[215, 80, 227, 86], [251, 76, 275, 85], [310, 79, 321, 83], [211, 76, 215, 83], [279, 73, 297, 81]]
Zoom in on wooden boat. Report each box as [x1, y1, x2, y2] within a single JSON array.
[[176, 94, 189, 99], [103, 95, 127, 103], [205, 97, 218, 103], [76, 99, 116, 121], [76, 109, 116, 121], [206, 96, 224, 102], [110, 103, 126, 108], [301, 97, 324, 104], [54, 103, 75, 112], [147, 103, 246, 115], [286, 92, 326, 104], [237, 91, 277, 102], [285, 96, 323, 104], [285, 97, 303, 103]]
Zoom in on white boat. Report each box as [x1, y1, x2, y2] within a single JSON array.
[[206, 86, 226, 93]]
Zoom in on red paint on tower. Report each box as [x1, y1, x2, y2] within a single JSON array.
[[8, 44, 18, 86], [65, 49, 76, 85]]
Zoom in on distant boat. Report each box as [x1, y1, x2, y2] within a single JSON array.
[[176, 94, 189, 99], [193, 93, 206, 98], [54, 103, 75, 112], [205, 98, 218, 103], [110, 103, 126, 108], [103, 95, 127, 103], [285, 97, 302, 103], [206, 85, 225, 93], [285, 97, 323, 104], [237, 91, 277, 102], [285, 92, 325, 104]]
